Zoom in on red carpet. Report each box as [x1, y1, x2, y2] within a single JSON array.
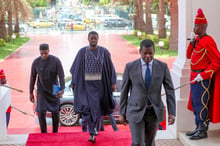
[[26, 131, 131, 146], [25, 123, 166, 146]]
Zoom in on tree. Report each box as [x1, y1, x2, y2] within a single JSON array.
[[10, 0, 33, 33], [0, 0, 7, 40], [133, 0, 139, 30], [7, 0, 13, 36], [0, 0, 32, 40], [158, 0, 166, 38], [138, 0, 145, 32], [145, 0, 153, 34], [27, 0, 48, 8], [169, 0, 178, 50]]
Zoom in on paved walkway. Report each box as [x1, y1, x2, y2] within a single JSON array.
[[0, 32, 179, 145]]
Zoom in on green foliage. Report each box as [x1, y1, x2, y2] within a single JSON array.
[[0, 39, 6, 47], [27, 0, 48, 8], [139, 32, 146, 40], [122, 34, 141, 48], [6, 33, 20, 42], [82, 0, 92, 5], [122, 34, 177, 57], [133, 30, 139, 37], [0, 37, 30, 61], [146, 34, 159, 43], [33, 7, 45, 18], [99, 0, 111, 6], [159, 38, 169, 50], [133, 30, 146, 40], [6, 35, 12, 42], [14, 33, 20, 38]]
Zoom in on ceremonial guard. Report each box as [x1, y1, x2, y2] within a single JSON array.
[[186, 8, 220, 140]]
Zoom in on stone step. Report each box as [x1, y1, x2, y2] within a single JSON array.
[[0, 134, 28, 145], [179, 130, 220, 146]]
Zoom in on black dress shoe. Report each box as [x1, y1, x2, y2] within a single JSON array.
[[186, 128, 198, 136], [189, 130, 208, 140], [88, 135, 96, 143]]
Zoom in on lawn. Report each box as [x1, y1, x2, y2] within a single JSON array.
[[122, 35, 178, 58], [0, 37, 30, 61]]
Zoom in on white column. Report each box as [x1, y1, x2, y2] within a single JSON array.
[[169, 0, 193, 137], [0, 86, 11, 141], [171, 0, 220, 136]]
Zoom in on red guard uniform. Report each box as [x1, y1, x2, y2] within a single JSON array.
[[187, 9, 220, 124], [187, 36, 220, 82], [0, 69, 7, 84]]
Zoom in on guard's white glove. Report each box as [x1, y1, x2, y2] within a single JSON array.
[[193, 74, 203, 82], [190, 32, 196, 41], [189, 32, 196, 47]]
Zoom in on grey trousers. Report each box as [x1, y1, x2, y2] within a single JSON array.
[[129, 108, 159, 146]]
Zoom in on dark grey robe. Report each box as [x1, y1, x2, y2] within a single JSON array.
[[70, 46, 116, 122], [30, 55, 65, 112]]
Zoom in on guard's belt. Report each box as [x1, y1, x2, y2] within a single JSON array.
[[191, 69, 204, 73]]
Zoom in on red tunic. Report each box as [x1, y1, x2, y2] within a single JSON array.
[[6, 106, 11, 113], [187, 35, 220, 123]]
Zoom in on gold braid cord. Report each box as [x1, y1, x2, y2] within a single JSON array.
[[200, 80, 211, 127]]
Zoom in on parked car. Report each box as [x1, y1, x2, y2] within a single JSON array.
[[57, 18, 73, 30], [27, 19, 54, 28], [73, 22, 86, 31], [69, 14, 83, 22], [104, 18, 132, 28], [33, 73, 123, 126], [84, 17, 102, 25], [65, 21, 86, 31]]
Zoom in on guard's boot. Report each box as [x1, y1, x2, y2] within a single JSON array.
[[186, 125, 199, 136], [190, 126, 208, 140]]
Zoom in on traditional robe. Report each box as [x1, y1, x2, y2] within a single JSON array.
[[30, 55, 65, 112], [70, 46, 116, 122], [187, 35, 220, 123]]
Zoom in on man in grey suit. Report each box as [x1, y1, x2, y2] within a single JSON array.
[[119, 39, 176, 146]]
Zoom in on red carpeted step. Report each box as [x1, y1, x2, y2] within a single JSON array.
[[26, 131, 131, 146]]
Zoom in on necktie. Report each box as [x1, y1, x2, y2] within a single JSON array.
[[145, 63, 151, 89], [145, 63, 151, 106]]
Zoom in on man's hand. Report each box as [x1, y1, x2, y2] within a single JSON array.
[[193, 74, 203, 82], [168, 115, 175, 125], [112, 84, 116, 92], [56, 90, 64, 98], [29, 93, 35, 103], [119, 115, 128, 126], [70, 84, 74, 90]]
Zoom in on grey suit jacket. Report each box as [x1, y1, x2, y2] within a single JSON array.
[[120, 58, 176, 123]]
